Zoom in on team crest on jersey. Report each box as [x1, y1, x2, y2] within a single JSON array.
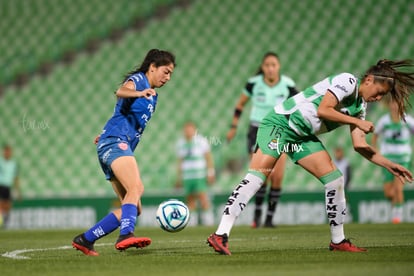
[[118, 142, 128, 151], [267, 139, 278, 150]]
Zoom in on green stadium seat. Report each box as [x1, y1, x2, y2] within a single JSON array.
[[0, 0, 413, 198]]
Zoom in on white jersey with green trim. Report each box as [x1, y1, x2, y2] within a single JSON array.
[[374, 113, 414, 163], [176, 134, 210, 180], [274, 73, 366, 136]]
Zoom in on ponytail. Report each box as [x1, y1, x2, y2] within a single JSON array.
[[364, 59, 414, 118]]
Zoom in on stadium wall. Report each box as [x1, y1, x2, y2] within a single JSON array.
[[7, 190, 414, 229]]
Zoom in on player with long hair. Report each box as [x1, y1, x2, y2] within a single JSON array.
[[208, 59, 414, 255], [227, 52, 298, 227], [72, 49, 176, 256], [372, 98, 414, 223]]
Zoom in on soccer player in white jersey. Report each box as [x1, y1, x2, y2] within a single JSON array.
[[372, 98, 414, 223], [208, 59, 414, 255], [176, 121, 215, 226], [227, 52, 298, 228]]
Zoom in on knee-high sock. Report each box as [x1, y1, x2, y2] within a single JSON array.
[[321, 170, 346, 244], [119, 203, 138, 236], [216, 171, 265, 236], [266, 187, 281, 222], [84, 212, 120, 242], [254, 184, 267, 221]]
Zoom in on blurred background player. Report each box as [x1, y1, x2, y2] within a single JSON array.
[[0, 144, 21, 229], [226, 52, 298, 228], [371, 98, 414, 223], [208, 59, 414, 255], [333, 146, 352, 190], [72, 49, 176, 256], [176, 121, 215, 226]]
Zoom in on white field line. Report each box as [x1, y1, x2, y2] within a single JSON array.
[[1, 239, 199, 260], [2, 236, 315, 260]]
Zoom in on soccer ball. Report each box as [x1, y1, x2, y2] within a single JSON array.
[[156, 199, 190, 232]]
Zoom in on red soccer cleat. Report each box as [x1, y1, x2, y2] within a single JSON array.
[[72, 234, 99, 256], [392, 217, 401, 224], [329, 239, 367, 252], [207, 233, 231, 255], [115, 234, 151, 251]]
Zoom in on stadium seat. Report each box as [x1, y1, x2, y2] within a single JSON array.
[[0, 0, 413, 198]]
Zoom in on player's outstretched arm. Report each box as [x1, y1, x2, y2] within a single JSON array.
[[350, 125, 413, 183]]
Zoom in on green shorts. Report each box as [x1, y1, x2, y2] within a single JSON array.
[[256, 112, 326, 163], [381, 161, 410, 183], [183, 178, 208, 195]]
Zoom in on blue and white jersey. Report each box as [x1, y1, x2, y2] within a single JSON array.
[[100, 72, 158, 151]]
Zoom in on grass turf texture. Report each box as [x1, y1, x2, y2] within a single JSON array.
[[1, 224, 413, 276]]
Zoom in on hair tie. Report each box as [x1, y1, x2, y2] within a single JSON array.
[[377, 59, 390, 66]]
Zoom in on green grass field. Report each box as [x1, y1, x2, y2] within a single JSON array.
[[1, 224, 413, 276]]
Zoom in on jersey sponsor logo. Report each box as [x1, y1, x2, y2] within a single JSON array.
[[268, 139, 279, 150], [256, 91, 266, 102], [147, 103, 154, 113], [326, 189, 346, 226], [223, 178, 249, 215], [267, 139, 304, 155], [334, 84, 347, 93], [118, 143, 128, 151]]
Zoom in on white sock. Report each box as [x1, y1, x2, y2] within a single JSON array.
[[216, 172, 264, 236], [188, 212, 198, 226], [392, 204, 403, 221], [323, 171, 346, 244], [201, 209, 215, 226], [397, 205, 403, 221]]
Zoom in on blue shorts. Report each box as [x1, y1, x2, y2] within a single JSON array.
[[97, 137, 134, 180]]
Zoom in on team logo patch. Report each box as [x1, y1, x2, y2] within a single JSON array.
[[267, 139, 278, 150], [118, 142, 128, 150]]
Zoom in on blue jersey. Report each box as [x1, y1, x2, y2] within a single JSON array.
[[100, 72, 157, 151]]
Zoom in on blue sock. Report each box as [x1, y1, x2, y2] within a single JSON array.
[[84, 212, 120, 242], [119, 203, 138, 236]]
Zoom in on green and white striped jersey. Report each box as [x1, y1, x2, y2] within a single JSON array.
[[374, 113, 414, 163], [176, 134, 210, 180], [274, 73, 366, 136]]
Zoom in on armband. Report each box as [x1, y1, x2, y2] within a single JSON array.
[[234, 108, 242, 118]]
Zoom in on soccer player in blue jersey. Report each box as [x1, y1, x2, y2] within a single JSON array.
[[227, 52, 298, 228], [72, 49, 176, 256], [208, 59, 414, 255]]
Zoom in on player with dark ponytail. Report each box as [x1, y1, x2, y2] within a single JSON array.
[[363, 59, 414, 118], [72, 49, 176, 256], [208, 59, 414, 255]]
